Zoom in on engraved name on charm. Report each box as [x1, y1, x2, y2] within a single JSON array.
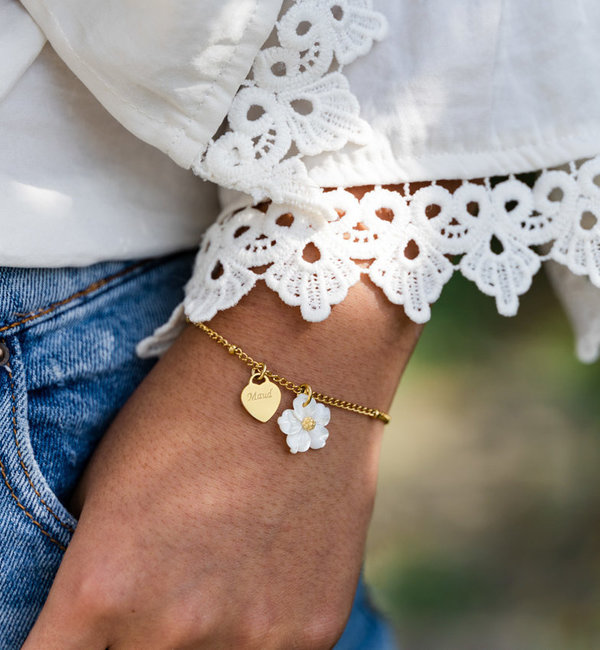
[[241, 371, 281, 422], [245, 387, 274, 401]]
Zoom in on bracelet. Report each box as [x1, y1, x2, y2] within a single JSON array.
[[186, 318, 391, 454]]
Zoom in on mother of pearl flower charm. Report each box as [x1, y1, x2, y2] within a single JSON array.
[[240, 365, 332, 453], [277, 392, 331, 454]]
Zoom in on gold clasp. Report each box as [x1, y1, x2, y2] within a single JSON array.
[[374, 410, 391, 424], [299, 383, 313, 407]]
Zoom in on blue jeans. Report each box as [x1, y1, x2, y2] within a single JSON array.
[[0, 251, 396, 649]]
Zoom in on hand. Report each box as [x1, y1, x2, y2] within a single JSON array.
[[23, 282, 421, 649]]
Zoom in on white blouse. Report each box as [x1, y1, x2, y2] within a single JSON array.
[[2, 0, 600, 361]]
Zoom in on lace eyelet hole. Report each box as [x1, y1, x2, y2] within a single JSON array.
[[211, 261, 224, 280], [302, 242, 321, 262], [580, 211, 598, 231], [426, 204, 441, 219], [296, 20, 312, 36], [403, 240, 420, 260], [331, 5, 344, 21]]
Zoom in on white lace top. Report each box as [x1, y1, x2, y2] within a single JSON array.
[[5, 0, 600, 362]]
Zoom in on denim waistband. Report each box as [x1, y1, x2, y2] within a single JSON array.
[[0, 251, 194, 334]]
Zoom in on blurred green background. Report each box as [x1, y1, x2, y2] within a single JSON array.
[[364, 269, 600, 650]]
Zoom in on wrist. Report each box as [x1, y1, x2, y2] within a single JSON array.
[[172, 279, 421, 463], [189, 278, 422, 418]]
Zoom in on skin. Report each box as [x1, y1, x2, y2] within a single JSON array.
[[23, 219, 423, 649]]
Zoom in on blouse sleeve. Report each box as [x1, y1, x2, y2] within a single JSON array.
[[137, 0, 600, 363], [135, 0, 391, 357], [20, 0, 282, 168]]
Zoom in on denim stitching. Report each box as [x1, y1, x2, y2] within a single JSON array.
[[0, 258, 153, 334], [0, 261, 155, 551], [0, 446, 66, 552], [3, 357, 75, 534]]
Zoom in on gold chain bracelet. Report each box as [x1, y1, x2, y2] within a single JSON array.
[[187, 318, 390, 453]]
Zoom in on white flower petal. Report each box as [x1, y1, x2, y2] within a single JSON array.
[[277, 408, 302, 435], [313, 402, 331, 426], [309, 423, 329, 449], [297, 395, 322, 420], [293, 393, 310, 419], [286, 431, 311, 454]]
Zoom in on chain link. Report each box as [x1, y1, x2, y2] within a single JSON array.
[[188, 319, 391, 424]]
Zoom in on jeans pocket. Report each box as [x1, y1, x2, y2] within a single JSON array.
[[0, 334, 77, 552], [0, 253, 195, 554], [0, 253, 194, 554]]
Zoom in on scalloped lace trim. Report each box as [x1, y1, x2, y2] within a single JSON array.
[[181, 158, 600, 325], [192, 0, 388, 219]]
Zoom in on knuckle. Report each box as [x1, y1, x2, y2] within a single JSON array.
[[234, 609, 276, 648], [158, 619, 201, 647], [158, 602, 218, 646], [67, 560, 133, 620]]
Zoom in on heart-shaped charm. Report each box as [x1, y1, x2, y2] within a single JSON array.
[[240, 373, 281, 422]]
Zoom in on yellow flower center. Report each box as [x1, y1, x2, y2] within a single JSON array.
[[301, 416, 316, 431]]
